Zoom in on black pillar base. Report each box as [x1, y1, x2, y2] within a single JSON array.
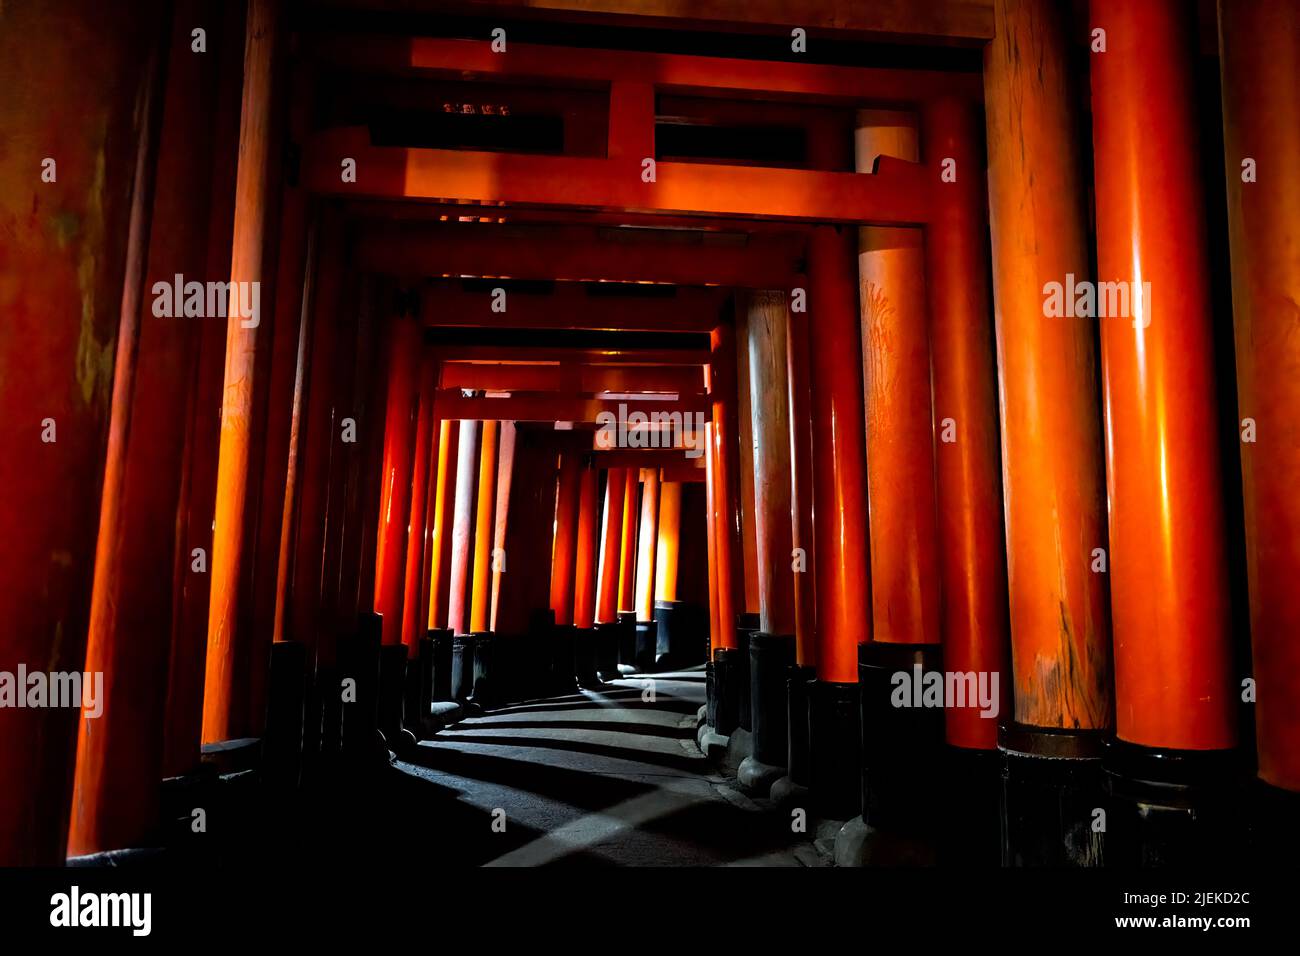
[[263, 639, 306, 788], [633, 620, 657, 672], [1000, 723, 1106, 867], [705, 660, 718, 727], [378, 643, 415, 753], [616, 611, 638, 672], [749, 632, 795, 768], [1103, 737, 1246, 866], [594, 622, 621, 682], [316, 662, 342, 760], [468, 632, 496, 709], [450, 634, 474, 702], [1251, 777, 1300, 865], [342, 612, 387, 765], [785, 665, 816, 787], [428, 628, 453, 701], [859, 642, 946, 838], [573, 627, 600, 688], [939, 745, 1002, 865], [712, 647, 744, 736], [736, 615, 758, 731], [549, 624, 578, 695], [808, 679, 861, 820], [653, 600, 708, 670]]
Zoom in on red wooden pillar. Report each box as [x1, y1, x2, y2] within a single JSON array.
[[785, 293, 818, 669], [1219, 0, 1300, 794], [202, 0, 287, 743], [470, 420, 500, 633], [573, 466, 601, 630], [922, 98, 1010, 751], [635, 468, 661, 624], [425, 420, 458, 630], [550, 451, 582, 627], [654, 480, 683, 604], [401, 353, 438, 648], [596, 468, 628, 624], [855, 112, 941, 650], [744, 292, 796, 638], [1091, 0, 1235, 752], [616, 467, 640, 615], [447, 420, 480, 635], [985, 0, 1112, 735], [489, 421, 517, 633], [705, 438, 722, 651], [64, 5, 183, 857], [708, 326, 743, 648], [372, 312, 422, 646], [733, 311, 761, 619], [0, 0, 166, 865], [806, 226, 872, 682]]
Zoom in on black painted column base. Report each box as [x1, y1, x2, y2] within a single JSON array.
[[807, 679, 861, 821], [633, 620, 657, 673], [1251, 777, 1300, 865], [1103, 738, 1246, 866], [468, 632, 496, 709], [573, 627, 600, 688], [378, 643, 416, 754], [316, 662, 343, 760], [769, 666, 816, 805], [712, 647, 744, 736], [1000, 723, 1106, 866], [616, 611, 637, 673], [450, 634, 474, 704], [739, 632, 795, 795], [736, 616, 758, 731], [939, 745, 1002, 865], [548, 624, 578, 695], [594, 621, 622, 682], [263, 639, 306, 788], [341, 612, 388, 766], [653, 600, 709, 670], [428, 628, 454, 701]]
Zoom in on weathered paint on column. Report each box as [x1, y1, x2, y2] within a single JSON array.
[[202, 0, 287, 742], [372, 311, 422, 645], [635, 468, 661, 623], [469, 420, 500, 634], [596, 468, 629, 624], [655, 480, 683, 603], [733, 307, 761, 616], [786, 292, 818, 667], [806, 225, 872, 682], [447, 420, 480, 635], [1091, 0, 1235, 751], [709, 326, 743, 648], [745, 291, 796, 637], [922, 98, 1010, 750], [573, 466, 601, 630], [985, 0, 1112, 730], [1219, 0, 1300, 791]]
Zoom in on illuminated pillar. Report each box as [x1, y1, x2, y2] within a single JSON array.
[[595, 467, 628, 680], [401, 354, 437, 649], [616, 468, 639, 615], [426, 419, 458, 632], [985, 0, 1111, 865], [550, 451, 582, 627], [469, 420, 500, 634], [708, 327, 743, 651], [733, 312, 761, 619], [489, 421, 517, 634], [633, 468, 661, 671], [571, 466, 601, 686], [1218, 0, 1300, 809], [654, 481, 681, 604], [740, 291, 797, 790], [447, 421, 479, 637]]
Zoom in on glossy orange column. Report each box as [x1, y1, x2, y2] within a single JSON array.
[[856, 112, 941, 648], [806, 226, 872, 682], [596, 468, 628, 624], [0, 0, 166, 865], [733, 313, 761, 617], [202, 0, 286, 743], [469, 420, 500, 633], [745, 291, 796, 637], [401, 352, 438, 648], [985, 0, 1111, 731], [635, 468, 661, 623], [1091, 0, 1235, 750], [426, 419, 458, 630], [1219, 0, 1300, 791], [550, 451, 582, 627], [372, 312, 422, 646], [573, 466, 601, 630], [654, 480, 682, 603], [447, 420, 480, 635], [705, 434, 722, 650], [786, 295, 818, 667], [616, 469, 640, 614], [709, 326, 743, 648], [922, 98, 1010, 750], [489, 421, 517, 632]]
